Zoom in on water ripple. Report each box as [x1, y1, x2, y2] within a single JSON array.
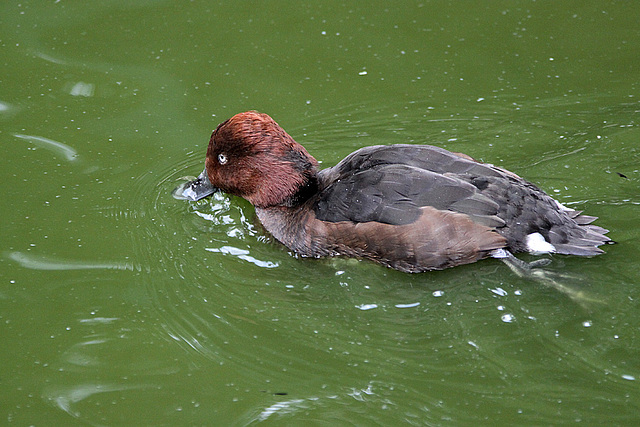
[[8, 251, 140, 271], [13, 133, 79, 162], [36, 96, 636, 424]]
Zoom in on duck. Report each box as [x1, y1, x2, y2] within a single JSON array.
[[173, 111, 611, 273]]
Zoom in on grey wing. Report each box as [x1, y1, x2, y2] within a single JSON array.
[[314, 163, 506, 228], [323, 144, 509, 181]]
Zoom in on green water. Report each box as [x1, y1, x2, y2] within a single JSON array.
[[2, 1, 639, 425]]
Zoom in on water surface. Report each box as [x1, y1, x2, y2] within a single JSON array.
[[2, 1, 639, 425]]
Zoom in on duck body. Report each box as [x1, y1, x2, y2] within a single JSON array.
[[175, 111, 610, 272]]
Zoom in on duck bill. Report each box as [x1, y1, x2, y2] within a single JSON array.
[[172, 168, 218, 201]]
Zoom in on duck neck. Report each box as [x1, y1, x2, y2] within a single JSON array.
[[255, 199, 316, 257], [278, 173, 318, 208]]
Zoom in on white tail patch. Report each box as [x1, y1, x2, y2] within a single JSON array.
[[490, 248, 510, 259], [554, 199, 574, 212], [526, 232, 556, 255]]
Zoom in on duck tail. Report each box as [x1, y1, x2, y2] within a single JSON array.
[[548, 214, 613, 256]]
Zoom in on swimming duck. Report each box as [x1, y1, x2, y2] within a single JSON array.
[[173, 111, 610, 272]]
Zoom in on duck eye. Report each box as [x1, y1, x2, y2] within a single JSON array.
[[218, 153, 228, 165]]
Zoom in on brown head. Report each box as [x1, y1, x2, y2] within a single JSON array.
[[204, 111, 319, 208]]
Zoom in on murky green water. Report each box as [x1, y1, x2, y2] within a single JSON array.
[[2, 1, 639, 425]]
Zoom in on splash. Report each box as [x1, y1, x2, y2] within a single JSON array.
[[205, 246, 279, 269]]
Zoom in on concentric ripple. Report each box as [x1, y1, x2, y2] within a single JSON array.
[[36, 96, 638, 424]]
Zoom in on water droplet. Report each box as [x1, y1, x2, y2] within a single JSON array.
[[501, 313, 515, 323], [395, 302, 420, 309]]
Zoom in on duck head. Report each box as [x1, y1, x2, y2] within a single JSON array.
[[173, 111, 319, 208]]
